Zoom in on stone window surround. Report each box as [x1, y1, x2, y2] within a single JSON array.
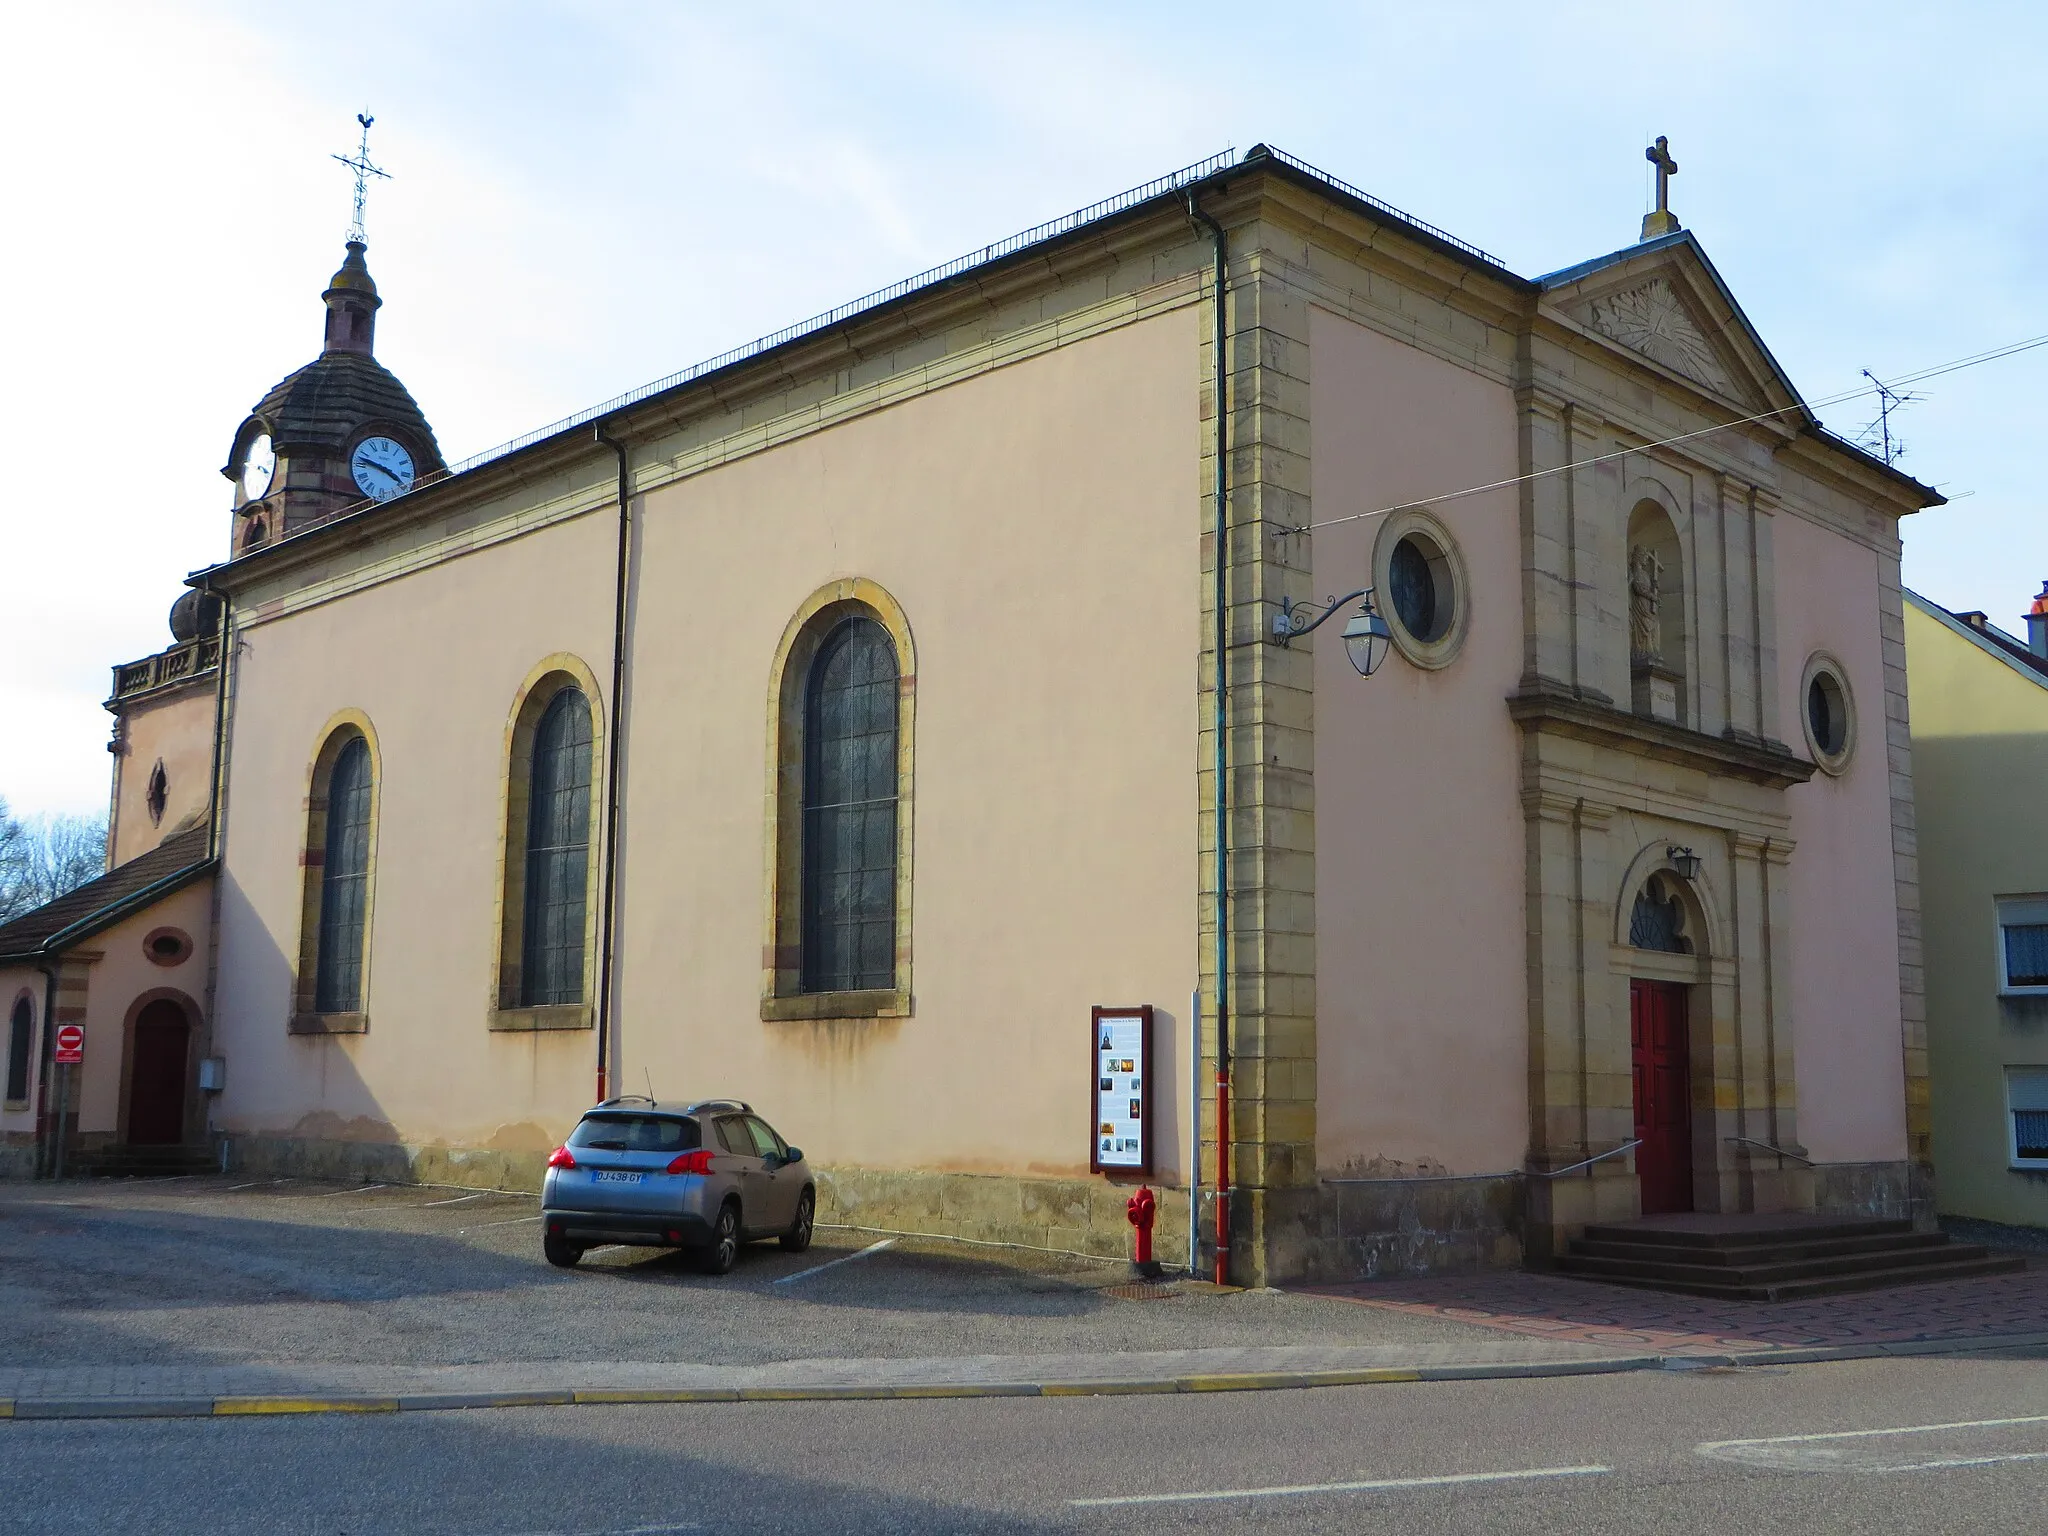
[[1799, 650, 1857, 776], [490, 654, 607, 1033], [1371, 505, 1470, 670], [761, 578, 916, 1024], [288, 712, 381, 1036]]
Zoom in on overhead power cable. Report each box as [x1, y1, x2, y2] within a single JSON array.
[[1288, 330, 2048, 536]]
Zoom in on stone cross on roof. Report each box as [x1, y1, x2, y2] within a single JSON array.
[[1641, 135, 1680, 241]]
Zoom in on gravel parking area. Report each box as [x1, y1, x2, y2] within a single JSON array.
[[0, 1177, 1506, 1371]]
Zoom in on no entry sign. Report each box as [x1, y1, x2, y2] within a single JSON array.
[[53, 1023, 84, 1064]]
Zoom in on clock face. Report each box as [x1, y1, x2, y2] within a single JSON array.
[[351, 436, 416, 502], [240, 433, 274, 501]]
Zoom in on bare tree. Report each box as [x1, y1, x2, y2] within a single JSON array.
[[0, 798, 108, 923]]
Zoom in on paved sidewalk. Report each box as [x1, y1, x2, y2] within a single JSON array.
[[1304, 1257, 2048, 1355], [4, 1179, 2044, 1422]]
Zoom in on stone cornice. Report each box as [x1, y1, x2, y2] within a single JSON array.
[[1507, 681, 1816, 789]]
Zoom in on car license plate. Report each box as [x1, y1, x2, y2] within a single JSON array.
[[592, 1172, 645, 1185]]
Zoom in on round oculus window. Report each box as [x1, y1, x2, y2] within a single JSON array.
[[143, 927, 194, 967], [1808, 675, 1845, 755], [1800, 656, 1855, 771], [1387, 534, 1452, 644]]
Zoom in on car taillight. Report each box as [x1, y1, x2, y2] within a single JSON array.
[[666, 1149, 715, 1175], [547, 1145, 577, 1169]]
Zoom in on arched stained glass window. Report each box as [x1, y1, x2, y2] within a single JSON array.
[[1628, 878, 1692, 955], [314, 736, 373, 1012], [521, 688, 593, 1006], [801, 619, 899, 994]]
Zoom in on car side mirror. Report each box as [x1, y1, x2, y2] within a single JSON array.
[[782, 1147, 803, 1166]]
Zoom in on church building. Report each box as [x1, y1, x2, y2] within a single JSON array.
[[0, 143, 1942, 1282]]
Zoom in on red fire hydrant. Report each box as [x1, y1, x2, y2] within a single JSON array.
[[1126, 1185, 1162, 1278]]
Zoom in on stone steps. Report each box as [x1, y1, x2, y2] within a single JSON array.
[[1554, 1215, 2028, 1301]]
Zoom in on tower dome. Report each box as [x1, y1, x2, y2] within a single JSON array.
[[224, 238, 443, 551]]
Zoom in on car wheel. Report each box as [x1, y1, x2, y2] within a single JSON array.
[[699, 1202, 740, 1275], [543, 1234, 584, 1269], [780, 1188, 816, 1253]]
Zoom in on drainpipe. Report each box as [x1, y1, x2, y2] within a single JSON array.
[[592, 422, 634, 1105], [34, 962, 58, 1179], [198, 575, 232, 1159], [1186, 189, 1232, 1285]]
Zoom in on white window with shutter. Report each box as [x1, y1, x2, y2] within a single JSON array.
[[2009, 1068, 2048, 1169], [1996, 898, 2048, 995]]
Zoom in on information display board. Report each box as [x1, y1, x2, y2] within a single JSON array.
[[1090, 1004, 1153, 1176]]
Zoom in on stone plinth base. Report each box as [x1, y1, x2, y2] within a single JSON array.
[[1225, 1175, 1525, 1286], [1815, 1158, 1933, 1229], [216, 1135, 1186, 1267]]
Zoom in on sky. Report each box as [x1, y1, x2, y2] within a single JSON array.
[[4, 0, 2045, 817]]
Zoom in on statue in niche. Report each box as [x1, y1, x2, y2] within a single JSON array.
[[1629, 545, 1664, 666]]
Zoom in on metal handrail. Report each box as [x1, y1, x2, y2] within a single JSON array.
[[1725, 1136, 1814, 1166], [1527, 1139, 1642, 1179]]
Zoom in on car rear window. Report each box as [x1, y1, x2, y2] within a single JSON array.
[[569, 1114, 700, 1153]]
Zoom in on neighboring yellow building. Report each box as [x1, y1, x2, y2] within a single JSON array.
[[1908, 587, 2048, 1230]]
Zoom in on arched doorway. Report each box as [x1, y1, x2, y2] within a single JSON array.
[[127, 999, 191, 1145]]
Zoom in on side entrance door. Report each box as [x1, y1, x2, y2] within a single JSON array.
[[127, 999, 191, 1146], [1630, 979, 1693, 1214]]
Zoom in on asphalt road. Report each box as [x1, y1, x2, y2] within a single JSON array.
[[0, 1179, 1504, 1370], [2, 1351, 2043, 1533]]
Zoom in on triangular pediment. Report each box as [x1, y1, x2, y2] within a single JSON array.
[[1539, 234, 1807, 422]]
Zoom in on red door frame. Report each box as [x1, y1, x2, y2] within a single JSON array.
[[1630, 979, 1693, 1215]]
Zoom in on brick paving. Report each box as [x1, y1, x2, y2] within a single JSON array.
[[1301, 1258, 2048, 1356]]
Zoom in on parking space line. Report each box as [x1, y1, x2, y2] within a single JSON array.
[[415, 1192, 487, 1207], [468, 1215, 543, 1229], [225, 1180, 286, 1191], [1699, 1413, 2048, 1451], [1071, 1464, 1612, 1507], [774, 1238, 895, 1286], [316, 1184, 388, 1197]]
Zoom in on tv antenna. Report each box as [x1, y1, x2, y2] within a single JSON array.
[[332, 112, 390, 244], [1855, 368, 1922, 467]]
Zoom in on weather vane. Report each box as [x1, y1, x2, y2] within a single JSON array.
[[332, 112, 390, 244]]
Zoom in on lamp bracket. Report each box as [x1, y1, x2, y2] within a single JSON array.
[[1272, 589, 1371, 646]]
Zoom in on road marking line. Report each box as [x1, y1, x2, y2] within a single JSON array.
[[1873, 1451, 2048, 1473], [317, 1183, 387, 1197], [468, 1215, 543, 1229], [773, 1238, 895, 1285], [1071, 1464, 1612, 1507], [225, 1180, 286, 1191], [1700, 1414, 2048, 1452], [416, 1192, 486, 1207]]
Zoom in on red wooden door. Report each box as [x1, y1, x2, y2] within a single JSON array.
[[1630, 979, 1693, 1214], [127, 1000, 189, 1146]]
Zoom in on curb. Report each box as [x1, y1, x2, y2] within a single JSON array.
[[3, 1330, 2042, 1423]]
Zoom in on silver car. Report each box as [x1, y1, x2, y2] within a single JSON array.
[[541, 1097, 815, 1274]]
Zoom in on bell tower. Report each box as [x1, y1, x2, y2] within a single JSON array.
[[222, 115, 443, 552]]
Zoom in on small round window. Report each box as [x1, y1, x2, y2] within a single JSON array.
[[1800, 655, 1855, 773], [143, 927, 194, 967], [1373, 511, 1468, 669]]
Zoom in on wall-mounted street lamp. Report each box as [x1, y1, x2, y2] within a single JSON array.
[[1667, 845, 1703, 882], [1272, 589, 1393, 678]]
